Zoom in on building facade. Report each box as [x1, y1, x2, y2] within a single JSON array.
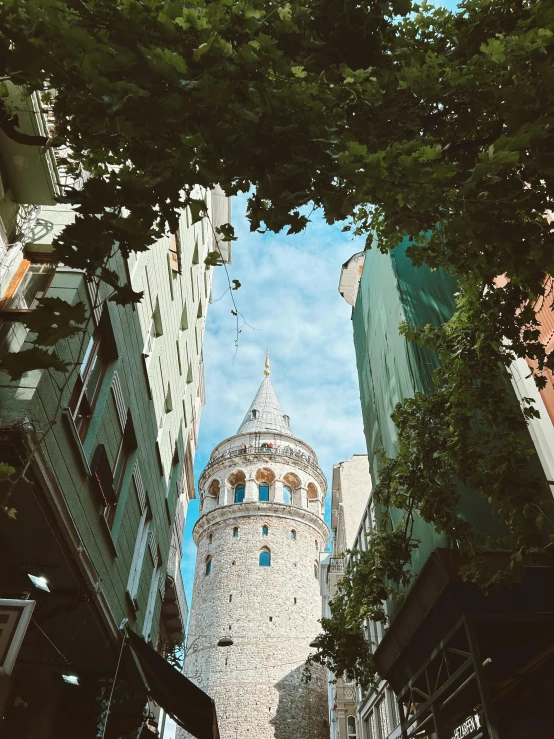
[[181, 361, 330, 739], [338, 242, 554, 739], [0, 86, 229, 738], [320, 455, 373, 739]]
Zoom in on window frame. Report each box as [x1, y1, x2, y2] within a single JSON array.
[[69, 330, 108, 442], [258, 483, 270, 502], [234, 484, 245, 504], [105, 412, 136, 528], [0, 253, 58, 315], [283, 485, 292, 504]]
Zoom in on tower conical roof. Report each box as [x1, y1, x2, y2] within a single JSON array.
[[237, 375, 292, 436]]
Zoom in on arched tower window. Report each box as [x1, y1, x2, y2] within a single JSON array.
[[315, 540, 319, 551], [347, 716, 357, 739], [283, 485, 292, 504], [290, 529, 296, 540], [233, 527, 239, 538], [208, 533, 213, 545], [262, 525, 268, 536], [251, 409, 258, 419], [205, 556, 212, 575], [258, 483, 269, 502], [234, 484, 245, 503], [259, 549, 271, 567]]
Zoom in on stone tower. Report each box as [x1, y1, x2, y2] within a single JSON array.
[[180, 357, 330, 739]]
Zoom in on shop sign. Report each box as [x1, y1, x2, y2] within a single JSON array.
[[451, 713, 483, 739]]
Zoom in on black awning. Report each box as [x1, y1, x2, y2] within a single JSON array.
[[126, 628, 219, 739]]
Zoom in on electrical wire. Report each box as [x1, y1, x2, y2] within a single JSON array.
[[100, 631, 127, 739]]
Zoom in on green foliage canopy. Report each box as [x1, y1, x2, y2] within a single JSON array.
[[2, 0, 554, 685]]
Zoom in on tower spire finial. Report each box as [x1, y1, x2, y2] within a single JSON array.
[[264, 349, 270, 377]]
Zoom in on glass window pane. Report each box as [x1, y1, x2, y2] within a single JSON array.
[[235, 484, 245, 503], [378, 699, 390, 738], [283, 485, 291, 504], [5, 262, 55, 310], [259, 483, 269, 501], [259, 551, 270, 567], [262, 525, 268, 536], [290, 530, 296, 540], [205, 558, 212, 575]]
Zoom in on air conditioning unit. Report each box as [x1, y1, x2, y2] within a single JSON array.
[[0, 599, 35, 676]]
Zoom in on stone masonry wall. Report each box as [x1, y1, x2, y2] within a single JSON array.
[[179, 501, 329, 739]]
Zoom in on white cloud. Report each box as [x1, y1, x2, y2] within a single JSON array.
[[181, 194, 367, 603]]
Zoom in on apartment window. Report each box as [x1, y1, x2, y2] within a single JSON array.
[[144, 300, 162, 364], [363, 713, 377, 739], [377, 698, 390, 739], [127, 501, 152, 602], [142, 548, 161, 640], [105, 413, 136, 527], [347, 716, 357, 739], [69, 331, 108, 441], [0, 256, 56, 313], [388, 689, 400, 728], [234, 484, 245, 503]]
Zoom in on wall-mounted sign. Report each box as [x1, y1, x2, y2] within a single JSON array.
[[451, 713, 484, 739], [0, 599, 35, 676]]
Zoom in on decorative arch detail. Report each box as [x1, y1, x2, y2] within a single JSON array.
[[283, 472, 301, 489], [307, 482, 318, 500], [227, 469, 246, 487], [208, 479, 220, 497], [255, 467, 275, 484]]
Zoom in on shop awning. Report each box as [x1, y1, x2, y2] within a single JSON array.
[[126, 628, 219, 739]]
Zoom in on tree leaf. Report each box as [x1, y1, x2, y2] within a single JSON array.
[[0, 348, 70, 379]]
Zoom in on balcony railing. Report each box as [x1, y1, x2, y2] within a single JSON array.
[[329, 556, 345, 574], [201, 443, 322, 479]]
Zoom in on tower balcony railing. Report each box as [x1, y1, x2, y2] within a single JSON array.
[[202, 443, 321, 479], [329, 556, 345, 574]]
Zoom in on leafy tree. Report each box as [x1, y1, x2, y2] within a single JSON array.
[[2, 0, 554, 684]]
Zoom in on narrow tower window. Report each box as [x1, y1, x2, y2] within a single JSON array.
[[251, 409, 258, 419], [258, 483, 269, 502], [259, 549, 271, 567], [234, 484, 245, 503], [290, 530, 296, 540], [233, 527, 239, 538], [208, 533, 212, 545], [262, 525, 268, 536], [283, 485, 292, 504], [314, 562, 318, 579], [315, 540, 318, 551], [205, 556, 212, 575]]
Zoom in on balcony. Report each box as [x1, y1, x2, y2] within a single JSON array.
[[0, 83, 60, 206], [329, 556, 345, 574]]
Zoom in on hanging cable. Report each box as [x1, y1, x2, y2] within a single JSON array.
[[100, 630, 127, 739]]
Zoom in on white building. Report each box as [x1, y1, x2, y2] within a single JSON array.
[[320, 455, 372, 739], [179, 358, 330, 739]]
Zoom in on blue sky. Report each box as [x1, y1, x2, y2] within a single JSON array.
[[180, 0, 462, 603], [180, 195, 367, 601]]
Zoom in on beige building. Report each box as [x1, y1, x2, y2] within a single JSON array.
[[320, 455, 372, 739], [180, 361, 330, 739]]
